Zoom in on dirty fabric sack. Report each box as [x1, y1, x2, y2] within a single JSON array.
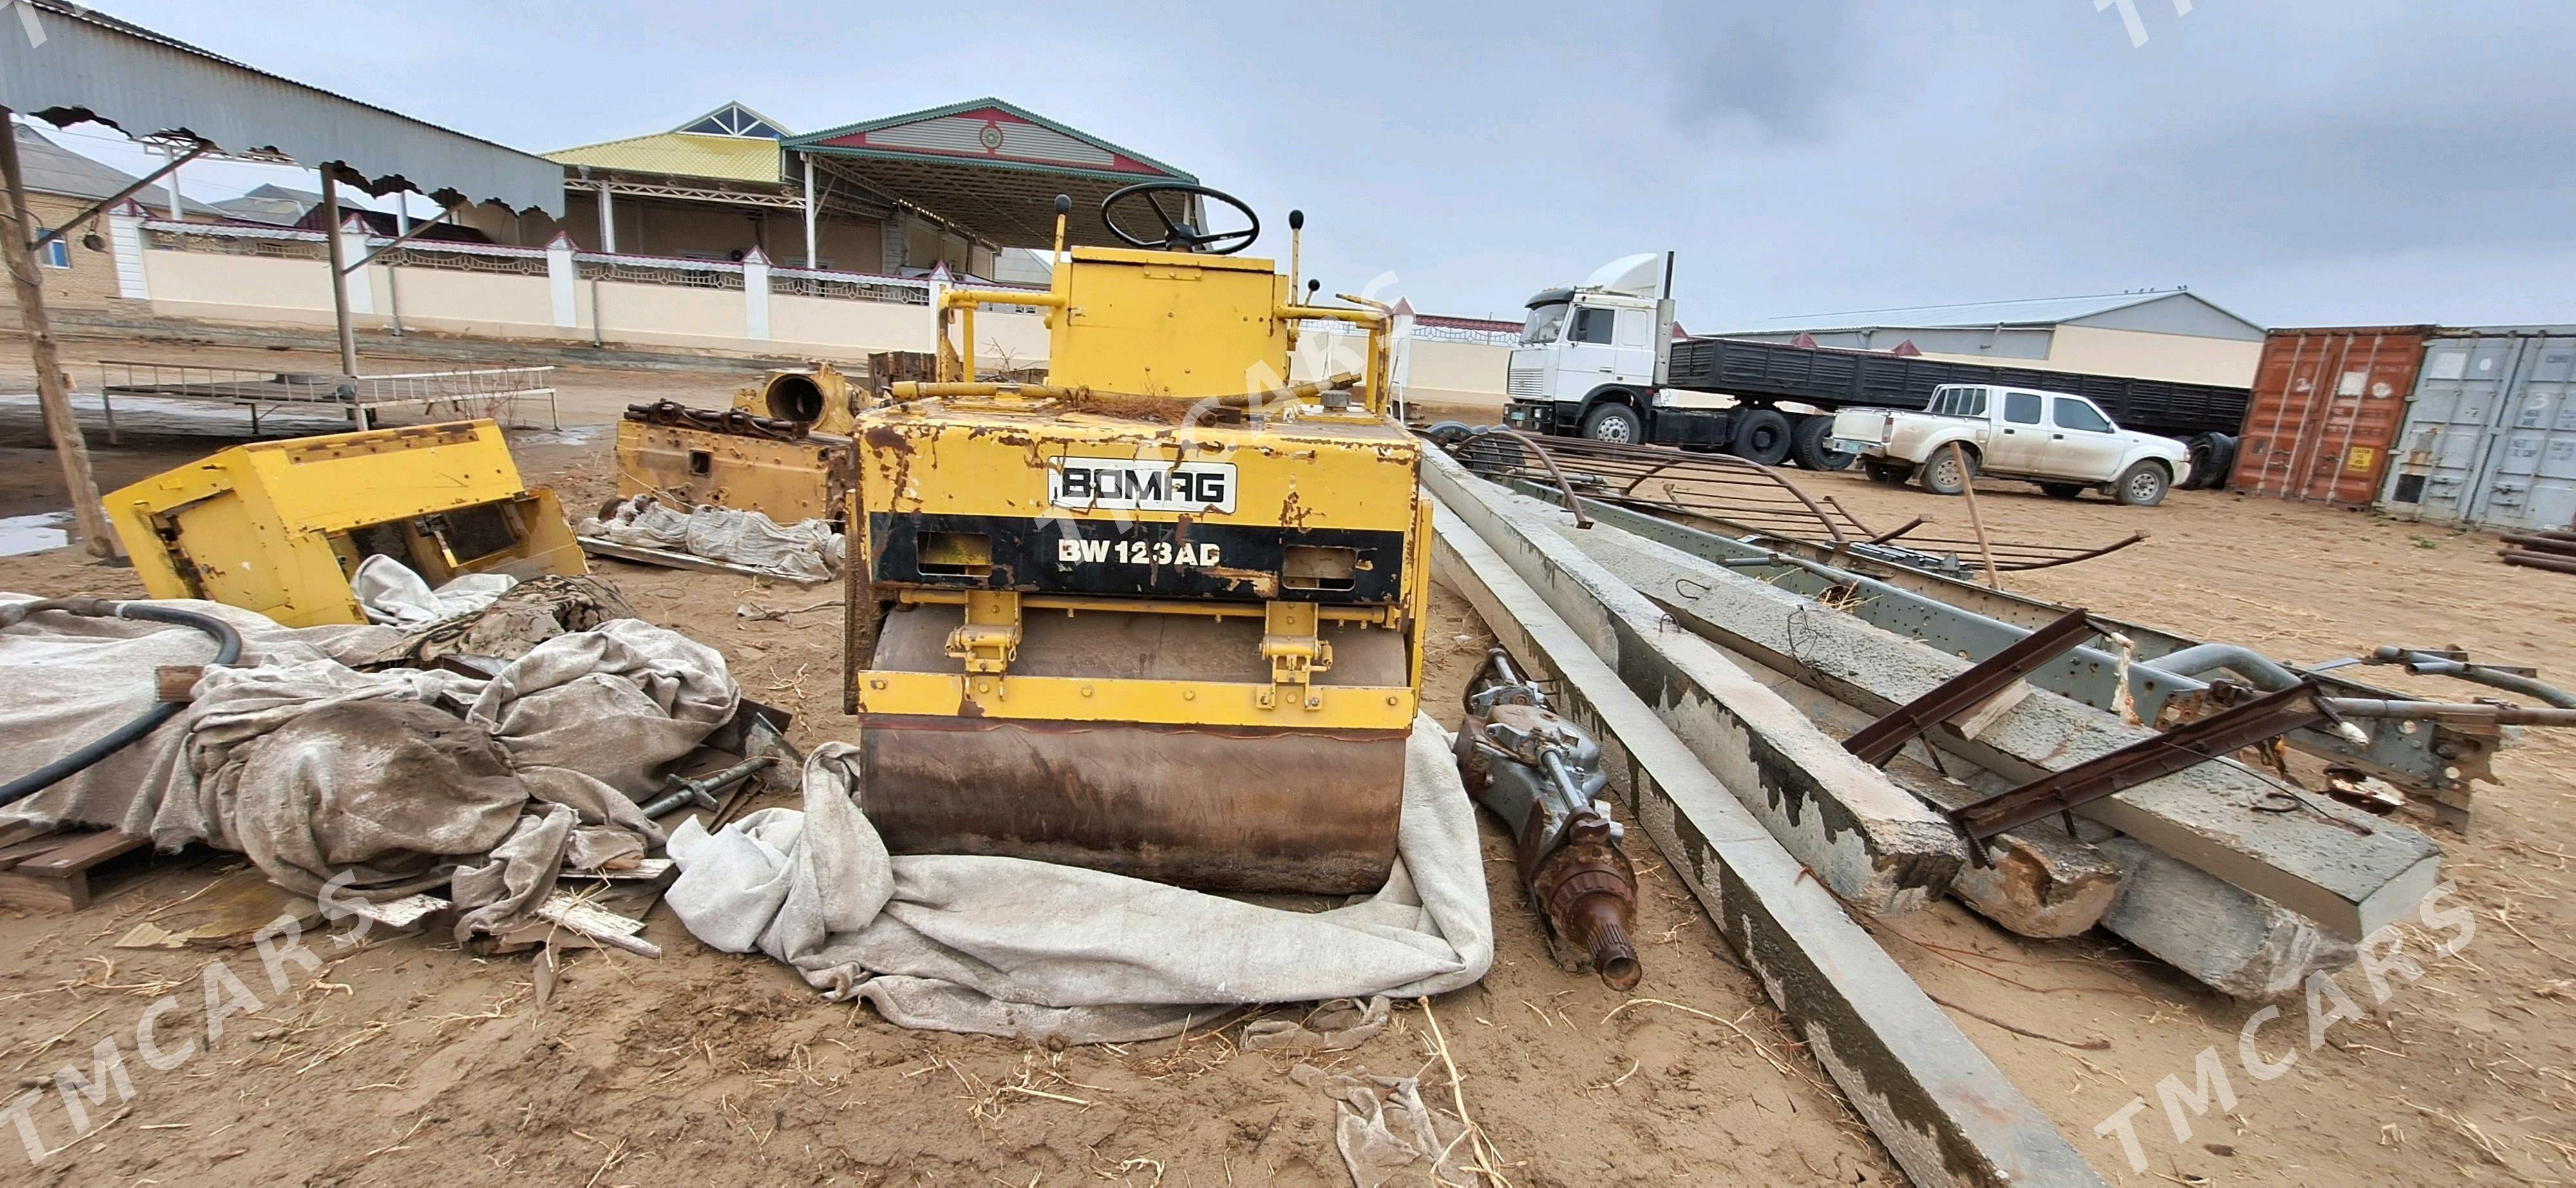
[[0, 595, 401, 834], [1291, 1062, 1473, 1188], [662, 721, 1493, 1044], [350, 554, 516, 626], [579, 496, 844, 580], [371, 575, 638, 667], [1, 599, 736, 939]]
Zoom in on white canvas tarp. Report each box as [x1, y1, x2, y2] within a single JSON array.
[[664, 722, 1493, 1044]]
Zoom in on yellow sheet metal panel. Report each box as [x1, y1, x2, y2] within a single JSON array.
[[614, 420, 853, 526], [104, 419, 585, 627], [1045, 247, 1291, 398], [856, 406, 1420, 532]]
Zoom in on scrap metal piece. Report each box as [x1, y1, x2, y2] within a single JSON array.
[[1951, 682, 2340, 844], [1455, 648, 1640, 990], [1446, 431, 2144, 573], [1844, 607, 2096, 767]]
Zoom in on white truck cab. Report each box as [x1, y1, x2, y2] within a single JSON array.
[[1830, 383, 2192, 506], [1506, 253, 1672, 442]]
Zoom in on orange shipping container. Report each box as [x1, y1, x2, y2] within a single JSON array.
[[2232, 326, 2434, 505]]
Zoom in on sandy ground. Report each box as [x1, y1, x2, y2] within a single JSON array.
[[0, 356, 2571, 1184]]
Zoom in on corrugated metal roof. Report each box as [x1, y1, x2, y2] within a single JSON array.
[[1738, 289, 2265, 334], [545, 131, 786, 185], [10, 124, 220, 214], [0, 0, 564, 214]]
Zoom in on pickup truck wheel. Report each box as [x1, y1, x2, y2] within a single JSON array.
[[1790, 416, 1855, 471], [1917, 448, 1975, 495], [1581, 403, 1643, 445], [1863, 459, 1910, 484], [2038, 483, 2087, 499], [2114, 461, 2171, 507], [1730, 408, 1794, 465]]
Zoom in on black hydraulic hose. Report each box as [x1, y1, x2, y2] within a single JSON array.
[[0, 598, 243, 808]]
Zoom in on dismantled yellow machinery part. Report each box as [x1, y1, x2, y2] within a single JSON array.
[[613, 406, 853, 527], [848, 188, 1425, 893], [731, 361, 861, 436], [105, 419, 586, 628]]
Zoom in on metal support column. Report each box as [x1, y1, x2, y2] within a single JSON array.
[[596, 180, 616, 253], [0, 109, 115, 559], [319, 169, 359, 378], [801, 153, 819, 269]]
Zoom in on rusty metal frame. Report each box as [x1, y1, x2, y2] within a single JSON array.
[[1949, 680, 2335, 843], [1445, 432, 2146, 572], [1844, 607, 2096, 767]]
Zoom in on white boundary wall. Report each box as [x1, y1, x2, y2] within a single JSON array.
[[117, 216, 1051, 368]]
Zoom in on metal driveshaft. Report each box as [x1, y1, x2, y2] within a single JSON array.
[[1455, 647, 1643, 990], [640, 755, 776, 819]]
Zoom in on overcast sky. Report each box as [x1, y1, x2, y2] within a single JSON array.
[[66, 0, 2576, 332]]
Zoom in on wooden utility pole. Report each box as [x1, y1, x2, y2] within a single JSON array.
[[0, 110, 116, 559]]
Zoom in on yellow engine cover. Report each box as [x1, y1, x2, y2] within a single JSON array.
[[1045, 247, 1293, 398], [104, 420, 585, 627], [851, 399, 1427, 733]]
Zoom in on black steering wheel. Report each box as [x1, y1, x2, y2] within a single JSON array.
[[1101, 182, 1260, 254]]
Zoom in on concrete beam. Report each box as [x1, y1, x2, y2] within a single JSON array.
[[1561, 512, 2441, 945], [1431, 499, 2108, 1188], [1423, 452, 1965, 915], [1730, 660, 2123, 939]]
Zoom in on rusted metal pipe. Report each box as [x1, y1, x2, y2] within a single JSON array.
[[1475, 429, 1593, 529], [2501, 548, 2576, 576]]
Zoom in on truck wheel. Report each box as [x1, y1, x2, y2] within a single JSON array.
[[1863, 459, 1910, 485], [2038, 483, 2086, 499], [1917, 448, 1975, 495], [1581, 403, 1643, 445], [2179, 434, 2217, 489], [2113, 461, 2171, 507], [2201, 434, 2238, 490], [1789, 416, 1855, 471], [1730, 408, 1794, 465]]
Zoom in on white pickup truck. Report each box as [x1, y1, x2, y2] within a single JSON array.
[[1828, 383, 2192, 506]]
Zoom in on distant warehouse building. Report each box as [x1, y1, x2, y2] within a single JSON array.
[[1726, 288, 2266, 389]]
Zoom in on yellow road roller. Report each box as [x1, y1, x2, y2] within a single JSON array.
[[846, 185, 1425, 893]]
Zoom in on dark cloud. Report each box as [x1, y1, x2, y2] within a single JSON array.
[[1660, 0, 1870, 139]]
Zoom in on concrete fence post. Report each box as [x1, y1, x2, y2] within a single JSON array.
[[106, 202, 149, 301], [742, 247, 771, 341], [336, 215, 374, 316], [546, 233, 578, 328]]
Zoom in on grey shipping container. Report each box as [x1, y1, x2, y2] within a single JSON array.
[[2380, 327, 2576, 532]]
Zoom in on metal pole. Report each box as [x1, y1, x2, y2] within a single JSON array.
[[802, 153, 819, 269], [596, 180, 616, 253], [0, 110, 116, 559], [319, 169, 359, 376], [386, 201, 407, 337]]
